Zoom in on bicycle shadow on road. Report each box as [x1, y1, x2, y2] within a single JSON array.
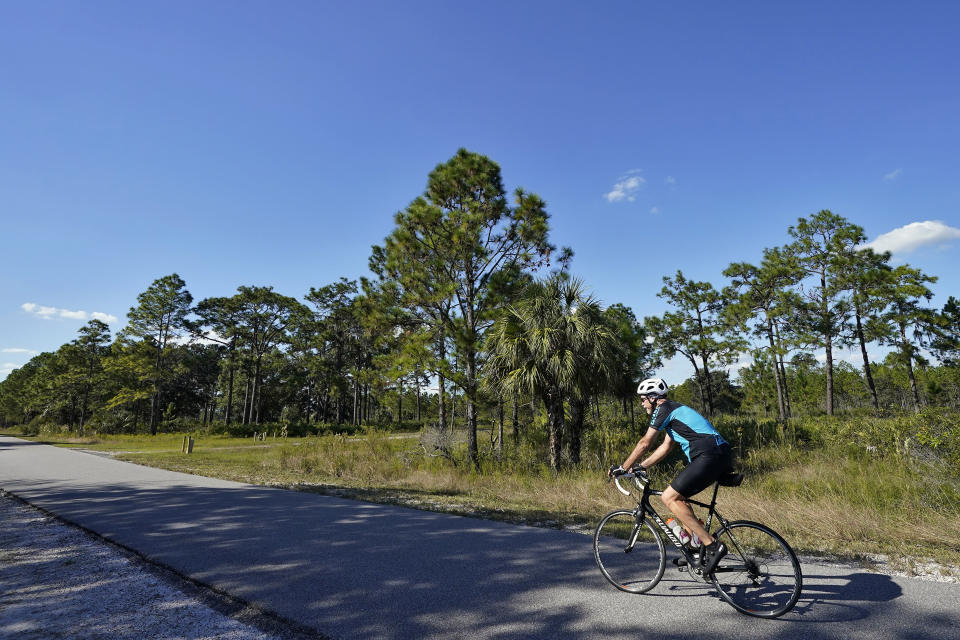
[[610, 565, 909, 621], [767, 569, 960, 640], [790, 570, 906, 622]]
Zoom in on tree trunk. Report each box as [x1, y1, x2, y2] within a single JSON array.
[[225, 345, 236, 426], [364, 384, 370, 425], [149, 332, 164, 436], [822, 274, 834, 416], [825, 330, 835, 416], [766, 320, 787, 423], [546, 393, 564, 472], [352, 380, 359, 426], [854, 305, 880, 411], [242, 376, 250, 425], [451, 388, 457, 433], [304, 380, 312, 424], [774, 323, 792, 419], [79, 387, 89, 437], [496, 397, 504, 461], [461, 267, 481, 468], [780, 355, 792, 418], [416, 380, 421, 424], [397, 378, 403, 424], [465, 350, 479, 468], [568, 398, 586, 466], [687, 357, 705, 413], [437, 334, 449, 450], [438, 372, 447, 448], [700, 357, 716, 416], [253, 358, 262, 425], [512, 397, 519, 446], [900, 321, 921, 413], [150, 392, 160, 435]]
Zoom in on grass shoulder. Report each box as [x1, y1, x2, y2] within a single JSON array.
[[4, 425, 959, 579]]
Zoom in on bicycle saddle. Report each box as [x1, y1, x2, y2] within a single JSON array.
[[718, 471, 744, 487]]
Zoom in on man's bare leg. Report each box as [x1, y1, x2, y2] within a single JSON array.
[[661, 485, 713, 545]]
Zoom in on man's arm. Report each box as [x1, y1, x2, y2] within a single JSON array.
[[639, 432, 674, 469], [621, 427, 660, 470]]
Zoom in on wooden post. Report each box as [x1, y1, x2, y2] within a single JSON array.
[[182, 435, 188, 453], [187, 436, 195, 454]]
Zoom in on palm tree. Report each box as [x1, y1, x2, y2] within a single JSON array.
[[484, 275, 623, 470]]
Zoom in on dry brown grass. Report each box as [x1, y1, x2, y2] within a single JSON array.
[[20, 428, 958, 570]]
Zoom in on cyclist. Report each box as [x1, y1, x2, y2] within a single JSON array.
[[608, 377, 733, 574]]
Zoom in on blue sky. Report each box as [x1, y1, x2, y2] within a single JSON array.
[[2, 1, 959, 383]]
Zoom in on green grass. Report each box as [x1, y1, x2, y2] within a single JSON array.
[[732, 446, 960, 565], [4, 425, 960, 574]]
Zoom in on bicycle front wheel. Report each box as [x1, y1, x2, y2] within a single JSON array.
[[710, 520, 802, 618], [593, 510, 666, 594]]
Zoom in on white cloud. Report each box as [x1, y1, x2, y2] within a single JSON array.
[[726, 355, 755, 377], [21, 302, 117, 324], [170, 330, 225, 346], [21, 302, 57, 318], [201, 330, 226, 344], [2, 348, 39, 355], [883, 168, 903, 181], [803, 346, 898, 370], [1, 362, 18, 377], [650, 206, 660, 215], [863, 220, 960, 255], [605, 171, 646, 203], [665, 176, 676, 186]]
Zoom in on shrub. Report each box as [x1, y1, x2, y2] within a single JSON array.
[[582, 418, 647, 470], [791, 410, 960, 473]]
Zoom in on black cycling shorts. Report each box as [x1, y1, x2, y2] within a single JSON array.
[[669, 444, 733, 498]]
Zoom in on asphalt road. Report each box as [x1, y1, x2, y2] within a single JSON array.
[[1, 436, 958, 640]]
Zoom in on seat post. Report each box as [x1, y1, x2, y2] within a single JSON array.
[[709, 481, 721, 510]]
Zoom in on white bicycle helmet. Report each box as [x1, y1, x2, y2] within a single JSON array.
[[636, 377, 668, 397]]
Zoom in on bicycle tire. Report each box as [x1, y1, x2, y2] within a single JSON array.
[[710, 520, 802, 618], [593, 510, 666, 594]]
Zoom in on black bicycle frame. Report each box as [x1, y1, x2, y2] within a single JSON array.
[[634, 479, 731, 564]]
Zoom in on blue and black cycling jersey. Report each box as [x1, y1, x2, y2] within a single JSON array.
[[649, 400, 727, 461]]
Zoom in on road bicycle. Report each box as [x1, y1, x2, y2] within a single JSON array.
[[593, 468, 802, 618]]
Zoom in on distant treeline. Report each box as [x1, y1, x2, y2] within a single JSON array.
[[2, 149, 959, 470]]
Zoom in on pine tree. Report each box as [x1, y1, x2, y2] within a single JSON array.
[[124, 274, 194, 434]]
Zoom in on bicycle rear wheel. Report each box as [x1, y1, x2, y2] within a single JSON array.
[[710, 520, 802, 618], [593, 510, 665, 594]]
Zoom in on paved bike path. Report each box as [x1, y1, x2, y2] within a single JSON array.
[[1, 436, 957, 640]]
